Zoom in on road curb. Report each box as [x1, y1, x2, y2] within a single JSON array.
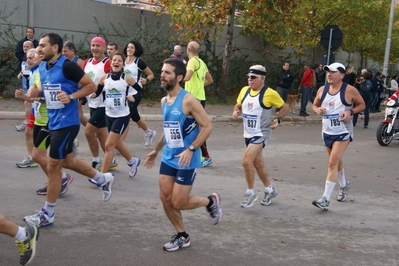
[[0, 111, 382, 123]]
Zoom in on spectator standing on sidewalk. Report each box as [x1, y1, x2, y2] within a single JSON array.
[[299, 64, 317, 116], [353, 74, 372, 128], [315, 64, 326, 89], [275, 62, 295, 114], [169, 45, 187, 65]]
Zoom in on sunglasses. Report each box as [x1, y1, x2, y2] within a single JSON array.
[[247, 75, 260, 80]]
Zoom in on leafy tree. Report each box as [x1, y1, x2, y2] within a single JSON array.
[[237, 0, 391, 67], [155, 0, 235, 101]]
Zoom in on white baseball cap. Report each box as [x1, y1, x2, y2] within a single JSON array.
[[323, 63, 346, 73]]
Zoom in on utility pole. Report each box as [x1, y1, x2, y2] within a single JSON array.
[[382, 0, 396, 77]]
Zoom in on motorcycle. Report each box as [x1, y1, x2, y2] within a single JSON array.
[[376, 99, 399, 146]]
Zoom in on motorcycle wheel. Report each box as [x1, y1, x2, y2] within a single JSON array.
[[376, 122, 393, 146]]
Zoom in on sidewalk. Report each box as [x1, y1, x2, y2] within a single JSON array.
[[0, 98, 382, 123]]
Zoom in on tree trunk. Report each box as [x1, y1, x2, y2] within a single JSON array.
[[218, 0, 235, 103]]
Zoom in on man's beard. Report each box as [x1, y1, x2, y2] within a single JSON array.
[[42, 52, 54, 62], [161, 79, 177, 92]]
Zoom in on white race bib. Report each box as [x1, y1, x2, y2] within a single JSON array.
[[33, 101, 41, 118], [21, 61, 30, 75], [43, 83, 64, 109], [105, 92, 124, 112], [164, 121, 184, 148], [323, 113, 346, 133], [243, 113, 260, 134]]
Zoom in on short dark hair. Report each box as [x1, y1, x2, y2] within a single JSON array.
[[123, 41, 143, 57], [108, 42, 118, 50], [63, 41, 76, 52], [41, 33, 63, 53], [27, 27, 35, 33], [164, 58, 186, 80]]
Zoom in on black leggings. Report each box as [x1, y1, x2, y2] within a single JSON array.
[[128, 92, 143, 122]]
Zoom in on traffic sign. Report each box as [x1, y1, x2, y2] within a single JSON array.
[[320, 25, 343, 52]]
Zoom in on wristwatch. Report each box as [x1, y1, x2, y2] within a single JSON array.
[[188, 145, 196, 152], [68, 94, 74, 102]]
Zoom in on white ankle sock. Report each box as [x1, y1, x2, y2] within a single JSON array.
[[94, 172, 105, 184], [265, 185, 273, 193], [14, 226, 27, 241], [44, 201, 56, 217]]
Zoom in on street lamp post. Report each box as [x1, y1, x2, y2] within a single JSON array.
[[382, 0, 396, 77]]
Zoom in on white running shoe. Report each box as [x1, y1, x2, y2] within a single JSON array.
[[128, 158, 141, 178], [144, 130, 156, 147], [101, 173, 115, 202]]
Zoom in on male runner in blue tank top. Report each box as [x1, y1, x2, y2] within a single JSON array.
[[23, 33, 115, 228], [144, 59, 222, 252]]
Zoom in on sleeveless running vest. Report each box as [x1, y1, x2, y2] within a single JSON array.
[[84, 57, 109, 108], [320, 83, 353, 135], [241, 86, 273, 138], [162, 89, 201, 169], [103, 73, 130, 118], [39, 56, 80, 130]]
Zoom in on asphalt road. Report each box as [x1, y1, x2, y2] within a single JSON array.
[[0, 118, 398, 266]]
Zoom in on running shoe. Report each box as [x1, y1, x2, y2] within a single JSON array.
[[206, 192, 222, 225], [312, 196, 330, 210], [59, 174, 74, 196], [24, 208, 54, 227], [101, 173, 115, 202], [128, 158, 141, 178], [337, 181, 351, 202], [36, 174, 74, 196], [88, 178, 100, 187], [14, 225, 39, 266], [72, 139, 79, 158], [240, 192, 258, 208], [36, 184, 48, 196], [108, 159, 119, 171], [16, 121, 27, 131], [92, 160, 102, 171], [260, 187, 278, 206], [144, 130, 156, 147], [163, 234, 190, 252], [201, 157, 213, 168], [16, 157, 38, 168]]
